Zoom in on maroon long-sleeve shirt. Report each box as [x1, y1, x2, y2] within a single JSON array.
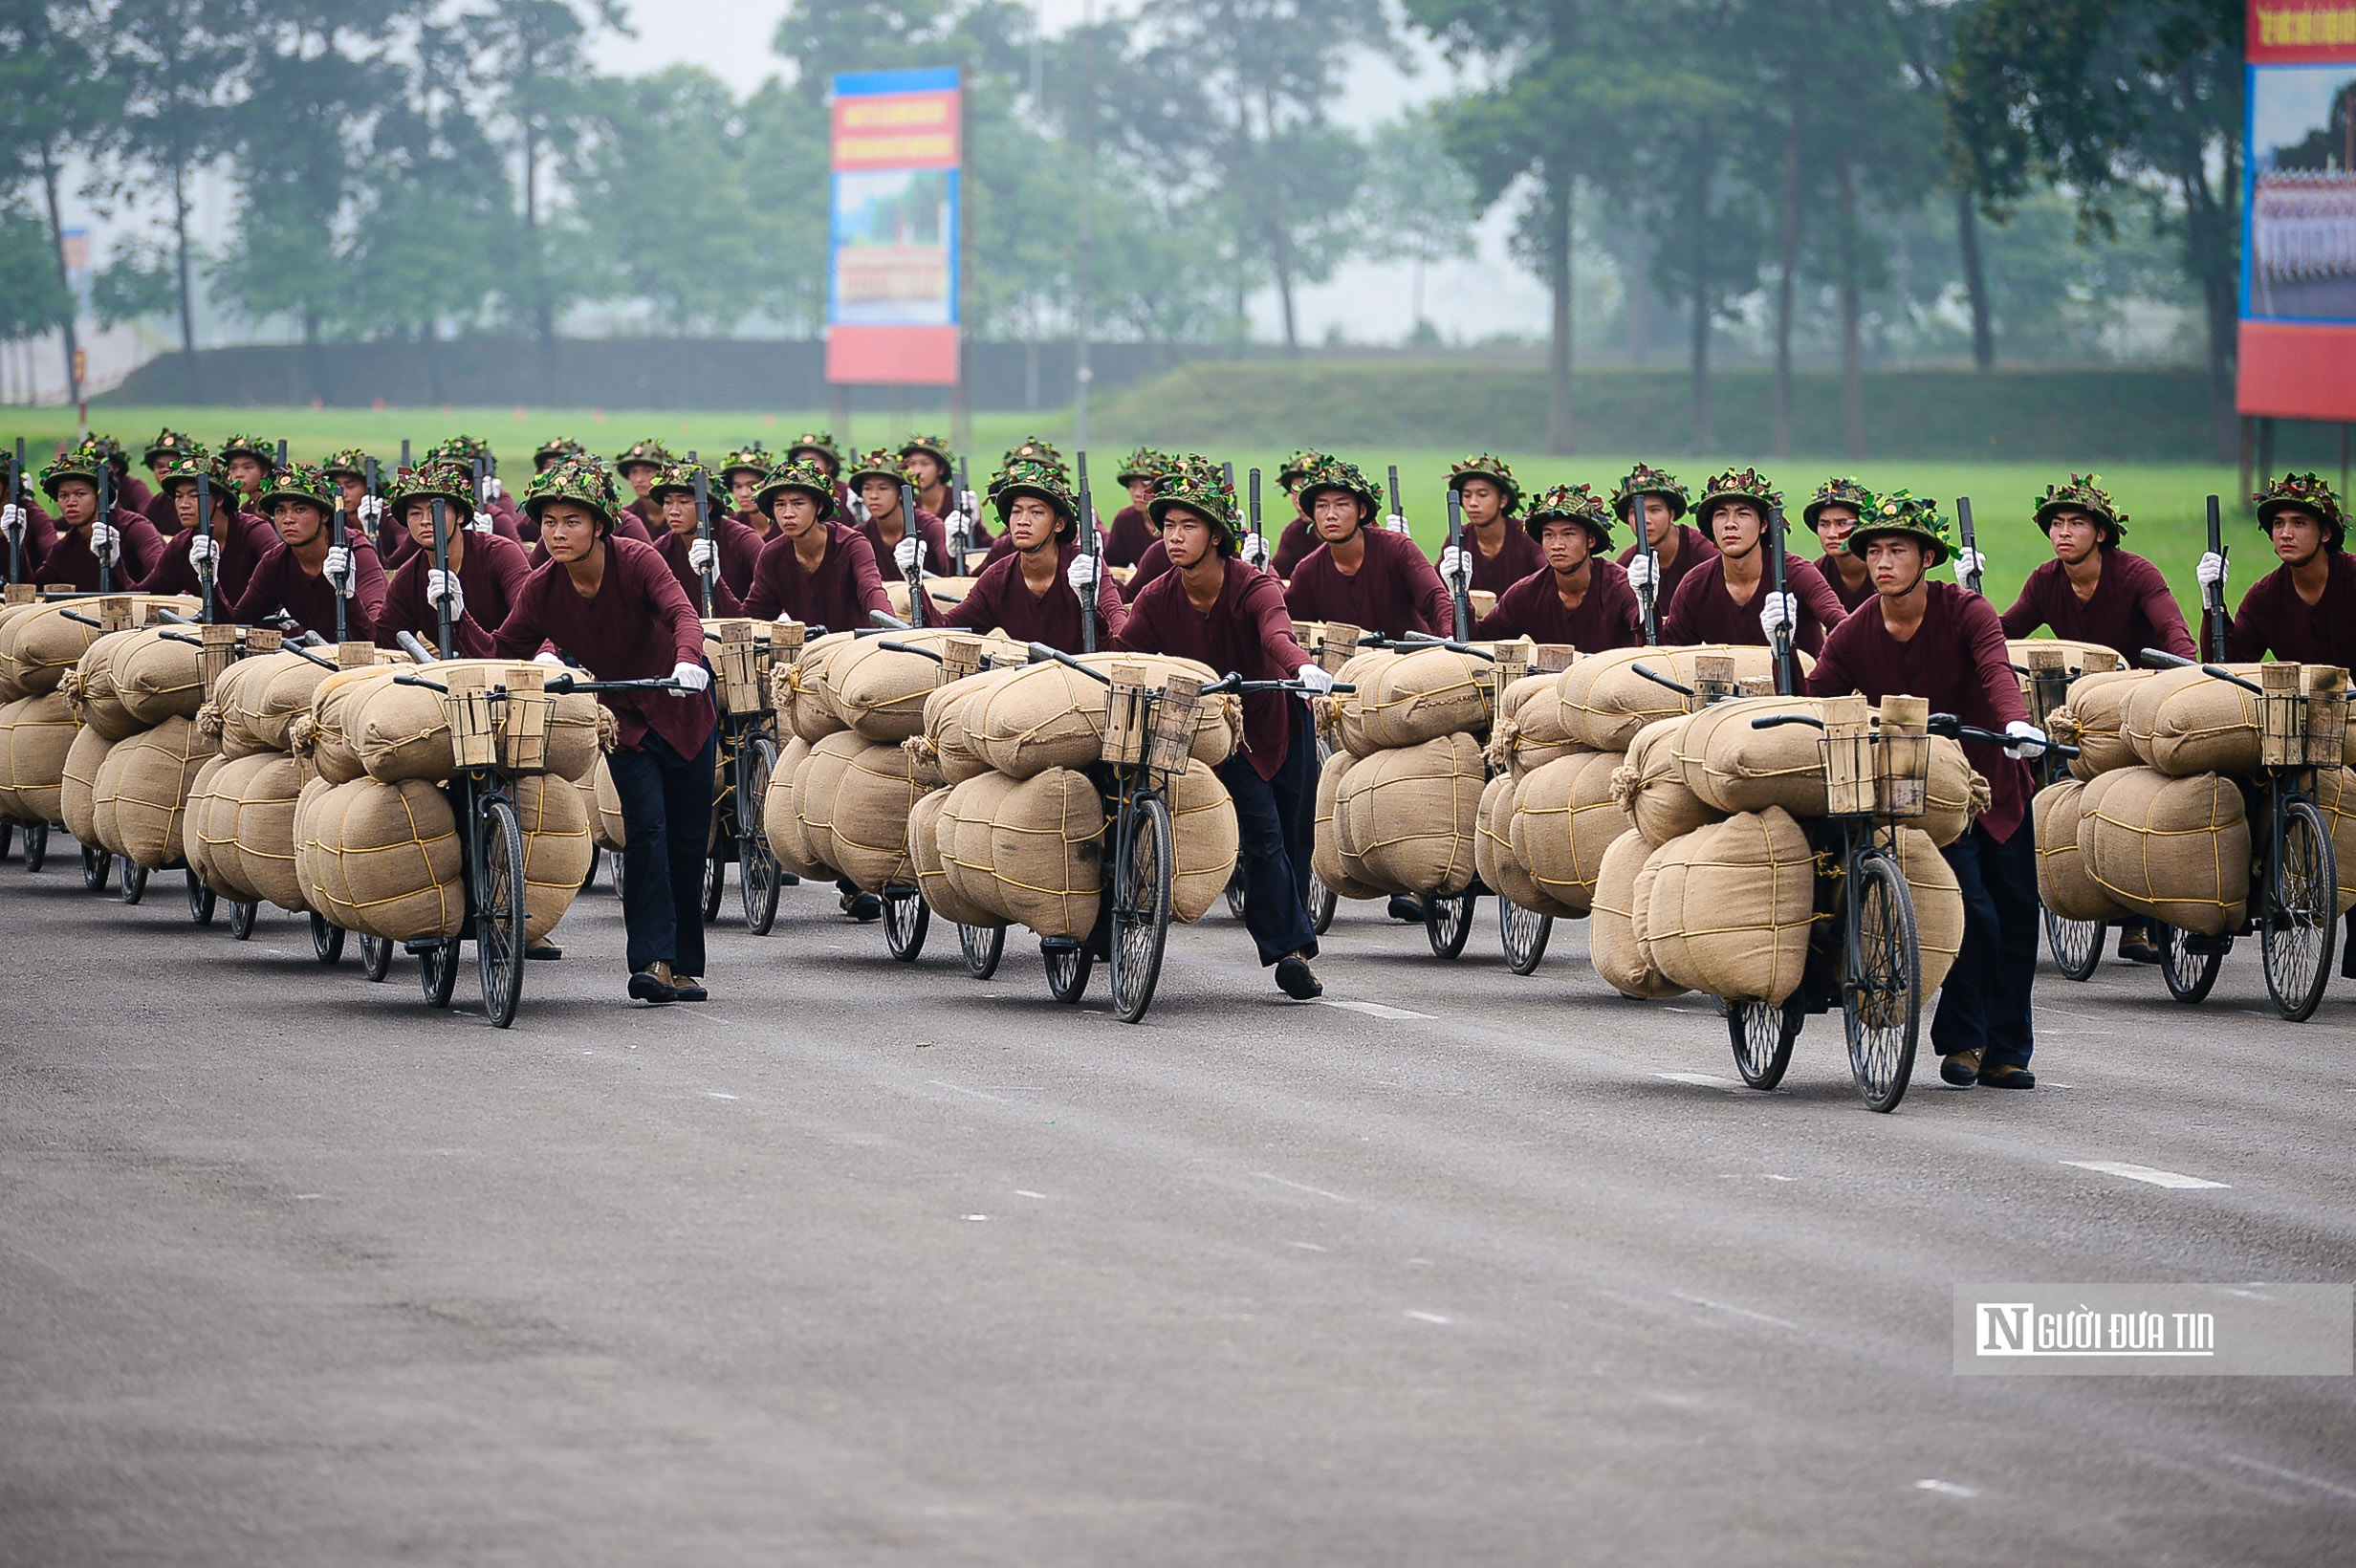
[[1618, 524, 1720, 618], [1664, 553, 1848, 656], [856, 506, 949, 577], [229, 539, 388, 642], [377, 532, 533, 660], [142, 486, 181, 536], [1284, 527, 1455, 640], [1816, 551, 1877, 615], [1998, 547, 2194, 664], [137, 509, 275, 605], [33, 508, 167, 591], [650, 519, 762, 618], [1270, 514, 1318, 578], [743, 521, 890, 633], [1104, 506, 1154, 568], [1121, 537, 1174, 603], [1471, 559, 1646, 652], [492, 535, 715, 760], [1114, 557, 1310, 780], [940, 541, 1127, 653], [1466, 525, 1547, 597], [2206, 552, 2356, 667], [1806, 580, 2033, 843]]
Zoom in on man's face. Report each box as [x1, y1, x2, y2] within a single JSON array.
[[1541, 520, 1591, 576], [539, 501, 602, 563], [169, 482, 201, 529], [2271, 509, 2325, 567], [730, 474, 760, 513], [1007, 495, 1059, 554], [1712, 502, 1763, 558], [772, 491, 821, 541], [1643, 496, 1675, 547], [52, 479, 97, 529], [2046, 509, 2100, 564], [337, 474, 368, 512], [1457, 479, 1503, 530], [1814, 506, 1858, 552], [905, 452, 946, 490], [1127, 478, 1156, 512], [621, 463, 659, 502], [402, 497, 464, 551], [273, 498, 328, 548], [659, 491, 698, 537], [1865, 536, 1926, 596], [1310, 490, 1360, 543], [1162, 509, 1216, 570], [858, 476, 902, 520], [224, 454, 269, 493]]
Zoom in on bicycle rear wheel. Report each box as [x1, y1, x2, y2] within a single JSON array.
[[360, 932, 394, 982], [2159, 924, 2225, 1003], [1843, 848, 1920, 1113], [1499, 900, 1552, 975], [81, 843, 109, 891], [120, 857, 148, 904], [1425, 890, 1476, 960], [2043, 909, 2103, 982], [185, 869, 216, 926], [1044, 938, 1092, 1003], [228, 900, 258, 940], [476, 795, 527, 1028], [1111, 794, 1174, 1023], [883, 886, 930, 961], [960, 923, 1006, 978], [310, 910, 345, 965], [740, 735, 783, 934], [1729, 997, 1802, 1090], [2262, 799, 2337, 1023], [420, 941, 458, 1009]]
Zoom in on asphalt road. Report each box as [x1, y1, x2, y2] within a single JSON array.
[[5, 851, 2354, 1566]]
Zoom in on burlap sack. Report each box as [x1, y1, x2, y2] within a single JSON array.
[[2305, 766, 2356, 916], [2078, 766, 2249, 936], [113, 627, 208, 726], [1889, 827, 1965, 996], [1333, 646, 1493, 757], [1333, 731, 1483, 898], [1487, 671, 1583, 780], [778, 632, 855, 744], [99, 714, 215, 868], [509, 772, 593, 944], [347, 662, 600, 785], [2049, 668, 2152, 781], [760, 736, 831, 879], [1558, 644, 1778, 752], [1614, 715, 1722, 847], [59, 724, 110, 842], [1509, 749, 1627, 917], [0, 601, 50, 701], [2, 602, 111, 696], [223, 751, 307, 911], [965, 653, 1235, 779], [298, 777, 466, 943], [1312, 747, 1385, 901], [2032, 778, 2127, 922], [2124, 664, 2272, 778], [586, 754, 626, 850], [1590, 829, 1686, 999], [1921, 736, 1985, 849], [940, 767, 1102, 938], [1480, 770, 1575, 920], [298, 665, 397, 785], [908, 787, 1003, 928], [62, 629, 143, 741], [802, 733, 925, 893], [827, 634, 951, 744], [1643, 807, 1816, 1005], [183, 754, 237, 896], [1167, 759, 1240, 924], [1678, 696, 1830, 817], [0, 690, 77, 824]]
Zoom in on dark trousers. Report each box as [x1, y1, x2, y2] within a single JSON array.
[[1932, 818, 2040, 1070], [605, 729, 717, 977], [1219, 702, 1318, 967]]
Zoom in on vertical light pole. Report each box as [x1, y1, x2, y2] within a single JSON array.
[[1074, 0, 1096, 453]]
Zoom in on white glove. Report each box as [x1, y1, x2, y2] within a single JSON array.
[[1437, 544, 1470, 589], [1758, 590, 1797, 639], [1294, 662, 1336, 695], [1066, 554, 1101, 595], [90, 520, 120, 565], [1, 504, 23, 542], [958, 488, 977, 520], [668, 660, 711, 696], [1625, 553, 1656, 593], [1239, 533, 1271, 568], [465, 509, 493, 534], [1956, 547, 1988, 582], [324, 545, 355, 596], [893, 534, 926, 575], [2196, 551, 2228, 592], [2003, 719, 2049, 760], [1384, 512, 1409, 534], [425, 567, 462, 619], [355, 495, 385, 528], [479, 474, 503, 504], [188, 534, 221, 576], [687, 537, 717, 575], [847, 494, 871, 525]]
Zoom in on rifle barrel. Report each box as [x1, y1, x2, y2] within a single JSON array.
[[1955, 496, 1982, 594], [2204, 493, 2228, 663], [9, 436, 23, 585], [430, 496, 453, 660], [1629, 477, 1659, 646], [1077, 453, 1097, 654], [693, 463, 715, 618], [1765, 506, 1795, 696], [1444, 484, 1472, 637], [96, 454, 111, 594], [196, 473, 217, 624]]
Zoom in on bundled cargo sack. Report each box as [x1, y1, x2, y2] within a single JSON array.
[[3, 602, 120, 697], [1487, 670, 1586, 780], [1557, 644, 1783, 752], [923, 664, 1024, 786], [60, 630, 143, 742], [908, 788, 1002, 928], [296, 665, 394, 785], [229, 752, 309, 911], [97, 714, 215, 868], [775, 632, 856, 744], [2048, 668, 2152, 781], [1678, 696, 1830, 817], [585, 754, 626, 851], [59, 724, 111, 842], [2078, 766, 2249, 936], [346, 662, 600, 785], [2032, 779, 2127, 922], [1889, 827, 1966, 997], [2123, 664, 2272, 778], [1643, 807, 1816, 1006], [965, 653, 1237, 779], [1333, 730, 1483, 898], [2305, 766, 2356, 916], [1921, 736, 1986, 849], [1590, 829, 1686, 999], [1479, 771, 1571, 920], [760, 736, 831, 879], [827, 629, 1018, 745], [113, 627, 208, 726], [182, 754, 238, 896], [1167, 759, 1241, 924], [884, 575, 981, 621], [297, 776, 466, 942], [1614, 715, 1723, 848], [1331, 645, 1493, 757], [509, 773, 594, 944], [800, 731, 925, 893], [1311, 747, 1385, 902], [940, 767, 1102, 938], [0, 690, 77, 824], [1509, 749, 1628, 917], [0, 601, 52, 700]]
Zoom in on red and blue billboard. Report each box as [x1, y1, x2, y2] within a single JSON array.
[[2240, 2, 2356, 420], [827, 68, 962, 387]]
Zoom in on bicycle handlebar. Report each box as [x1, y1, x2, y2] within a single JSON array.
[[876, 639, 946, 663], [1201, 675, 1356, 695], [1632, 662, 1695, 698], [1749, 712, 1824, 730], [1360, 631, 1495, 663], [1928, 711, 2081, 759], [2141, 646, 2263, 695]]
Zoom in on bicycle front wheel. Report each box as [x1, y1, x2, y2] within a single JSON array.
[[2159, 924, 2225, 1003], [22, 819, 47, 871], [1499, 899, 1552, 975], [701, 849, 726, 924], [310, 911, 345, 965], [960, 922, 1006, 979], [1843, 848, 1920, 1113], [2043, 909, 2103, 982], [1425, 890, 1477, 960], [185, 869, 216, 926], [883, 886, 930, 961], [476, 795, 528, 1028], [360, 931, 394, 982], [1043, 939, 1092, 1003], [119, 857, 148, 905], [2262, 799, 2338, 1023], [740, 735, 783, 934], [1111, 793, 1174, 1023], [1729, 997, 1802, 1090]]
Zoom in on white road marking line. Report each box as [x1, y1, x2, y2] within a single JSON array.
[[1288, 1242, 1327, 1252], [1915, 1479, 1979, 1499], [1669, 1291, 1800, 1330], [2221, 1453, 2356, 1503], [1405, 1311, 1451, 1325], [963, 1214, 990, 1222], [929, 1079, 1009, 1104], [1254, 1172, 1350, 1203], [2062, 1160, 2229, 1189], [1014, 1189, 1044, 1199], [1657, 1072, 1745, 1091], [705, 1092, 738, 1100], [1316, 997, 1434, 1021], [1717, 1173, 1796, 1182]]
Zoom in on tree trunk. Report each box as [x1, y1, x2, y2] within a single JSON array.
[[1774, 105, 1800, 458], [525, 118, 556, 374], [1273, 231, 1298, 357], [1953, 185, 1993, 371], [1547, 159, 1575, 455], [1690, 225, 1712, 454], [37, 146, 82, 408], [2179, 152, 2240, 462], [1839, 157, 1863, 461]]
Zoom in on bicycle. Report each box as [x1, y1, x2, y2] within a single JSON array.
[[2015, 642, 2119, 983], [698, 621, 789, 935], [2135, 652, 2343, 1023]]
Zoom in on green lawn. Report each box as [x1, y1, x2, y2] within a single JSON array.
[[13, 403, 2284, 620]]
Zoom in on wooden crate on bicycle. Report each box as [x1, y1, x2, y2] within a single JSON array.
[[2303, 664, 2349, 768], [439, 664, 503, 771], [2258, 662, 2305, 770], [712, 620, 770, 715], [1146, 675, 1203, 780], [1874, 696, 1931, 820], [497, 664, 555, 775]]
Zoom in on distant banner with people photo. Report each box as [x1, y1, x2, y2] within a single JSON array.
[[2240, 1, 2356, 418], [826, 68, 962, 387]]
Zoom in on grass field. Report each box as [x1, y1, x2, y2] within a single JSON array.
[[14, 402, 2318, 620]]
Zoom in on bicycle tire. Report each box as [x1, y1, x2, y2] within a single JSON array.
[[420, 940, 458, 1009], [959, 922, 1006, 979], [883, 886, 930, 962], [2158, 924, 2225, 1004], [2043, 909, 2103, 983], [310, 910, 345, 965], [701, 848, 726, 924], [0, 820, 11, 860], [1728, 997, 1803, 1090], [1111, 793, 1174, 1023], [22, 819, 47, 871], [1223, 863, 1247, 921], [475, 795, 528, 1028], [81, 842, 109, 891], [2262, 798, 2338, 1023], [120, 857, 147, 905], [360, 931, 394, 982], [740, 735, 783, 934], [1499, 899, 1553, 975], [1425, 890, 1476, 960], [1044, 939, 1092, 1003], [228, 900, 258, 940], [1843, 848, 1920, 1114], [185, 869, 216, 926]]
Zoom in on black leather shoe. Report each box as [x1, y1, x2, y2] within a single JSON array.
[[1977, 1064, 2037, 1089], [842, 891, 883, 922], [628, 968, 679, 1004], [1275, 953, 1323, 999], [1386, 895, 1424, 924], [670, 975, 709, 1002], [526, 943, 562, 961], [1939, 1050, 1981, 1087]]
